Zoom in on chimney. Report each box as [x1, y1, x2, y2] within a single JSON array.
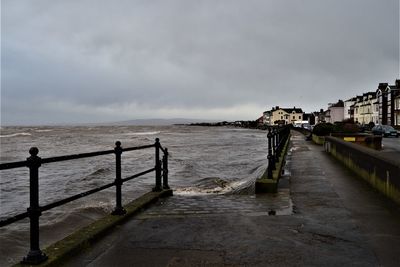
[[276, 106, 279, 110]]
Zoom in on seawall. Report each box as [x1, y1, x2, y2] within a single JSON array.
[[324, 136, 400, 205]]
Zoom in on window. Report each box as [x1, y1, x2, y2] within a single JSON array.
[[299, 116, 301, 119]]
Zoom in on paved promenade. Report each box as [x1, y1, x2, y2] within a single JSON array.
[[66, 131, 400, 266]]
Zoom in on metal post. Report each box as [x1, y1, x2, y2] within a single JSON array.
[[267, 128, 273, 179], [276, 128, 281, 158], [112, 141, 126, 215], [162, 148, 170, 189], [274, 128, 279, 163], [153, 138, 162, 191], [22, 147, 48, 265]]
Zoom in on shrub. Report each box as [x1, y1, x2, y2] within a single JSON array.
[[340, 123, 360, 133], [312, 123, 335, 136]]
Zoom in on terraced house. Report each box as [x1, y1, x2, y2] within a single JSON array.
[[376, 80, 400, 126], [395, 93, 400, 126], [352, 92, 378, 125]]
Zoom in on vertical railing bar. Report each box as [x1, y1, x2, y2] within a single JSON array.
[[276, 128, 280, 161], [267, 127, 273, 179], [21, 147, 48, 265], [112, 141, 126, 215], [153, 138, 162, 191], [163, 148, 170, 189]]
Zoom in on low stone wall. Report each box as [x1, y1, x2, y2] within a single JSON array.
[[312, 134, 325, 145], [324, 136, 400, 205], [331, 133, 382, 150]]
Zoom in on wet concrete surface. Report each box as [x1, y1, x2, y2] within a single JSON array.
[[64, 131, 400, 266], [382, 137, 400, 152], [380, 137, 400, 163]]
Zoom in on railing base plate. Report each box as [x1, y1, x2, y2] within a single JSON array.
[[21, 250, 48, 265]]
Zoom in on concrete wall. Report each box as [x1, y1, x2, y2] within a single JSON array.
[[312, 134, 325, 145], [324, 136, 400, 205]]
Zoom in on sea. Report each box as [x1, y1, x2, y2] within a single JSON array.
[[0, 125, 268, 265]]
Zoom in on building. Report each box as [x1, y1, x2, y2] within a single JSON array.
[[394, 94, 400, 126], [352, 92, 378, 125], [269, 106, 304, 125], [262, 110, 272, 125], [376, 80, 400, 126], [325, 100, 344, 123], [344, 97, 357, 120]]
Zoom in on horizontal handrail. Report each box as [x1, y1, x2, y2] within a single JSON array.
[[0, 144, 156, 170], [0, 211, 29, 227], [123, 144, 155, 152], [0, 160, 28, 170], [122, 167, 156, 183], [40, 181, 116, 213], [41, 150, 115, 164]]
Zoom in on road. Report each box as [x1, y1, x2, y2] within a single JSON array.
[[382, 136, 400, 153]]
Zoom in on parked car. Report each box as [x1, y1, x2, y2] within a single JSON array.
[[371, 125, 399, 137]]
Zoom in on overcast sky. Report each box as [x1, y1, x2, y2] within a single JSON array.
[[1, 0, 399, 125]]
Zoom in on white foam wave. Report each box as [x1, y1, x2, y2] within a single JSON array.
[[0, 132, 32, 138], [123, 131, 160, 136], [35, 129, 53, 132]]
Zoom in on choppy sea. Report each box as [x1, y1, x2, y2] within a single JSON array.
[[0, 125, 268, 265]]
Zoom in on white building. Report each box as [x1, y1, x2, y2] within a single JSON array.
[[344, 97, 357, 120], [325, 100, 344, 123]]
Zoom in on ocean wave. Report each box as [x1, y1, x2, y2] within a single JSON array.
[[35, 129, 53, 132], [123, 131, 161, 136], [175, 177, 234, 195], [0, 132, 32, 138]]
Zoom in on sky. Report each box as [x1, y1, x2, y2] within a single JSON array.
[[1, 0, 399, 125]]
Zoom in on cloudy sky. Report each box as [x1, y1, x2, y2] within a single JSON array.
[[1, 0, 399, 125]]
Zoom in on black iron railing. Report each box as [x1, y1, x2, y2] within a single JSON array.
[[266, 126, 291, 178], [0, 138, 169, 265]]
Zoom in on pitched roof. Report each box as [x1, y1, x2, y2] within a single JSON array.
[[281, 108, 303, 113]]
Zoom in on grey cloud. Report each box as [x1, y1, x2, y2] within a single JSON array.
[[1, 0, 399, 125]]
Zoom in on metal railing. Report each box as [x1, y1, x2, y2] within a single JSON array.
[[266, 126, 291, 178], [0, 138, 169, 265]]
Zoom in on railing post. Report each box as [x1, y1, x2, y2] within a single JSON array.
[[162, 148, 170, 189], [267, 127, 273, 179], [273, 128, 279, 164], [112, 141, 126, 215], [153, 138, 162, 191], [22, 147, 48, 265], [277, 128, 281, 156]]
